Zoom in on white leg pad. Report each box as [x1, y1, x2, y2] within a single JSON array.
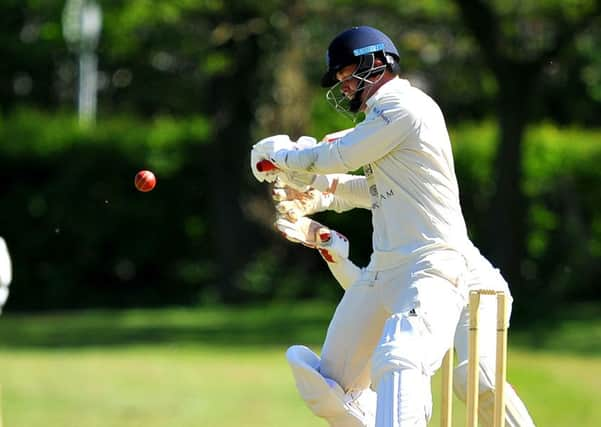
[[371, 314, 433, 427], [453, 361, 536, 427], [375, 370, 429, 427], [286, 345, 376, 427]]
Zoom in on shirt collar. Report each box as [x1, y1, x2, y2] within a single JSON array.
[[365, 77, 411, 112]]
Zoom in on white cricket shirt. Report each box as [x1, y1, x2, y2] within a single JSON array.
[[282, 78, 471, 270]]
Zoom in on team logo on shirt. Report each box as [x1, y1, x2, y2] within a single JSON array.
[[373, 106, 391, 125], [370, 187, 395, 210], [369, 185, 378, 197], [364, 163, 395, 210]]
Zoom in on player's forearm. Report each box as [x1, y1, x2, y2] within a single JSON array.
[[279, 142, 348, 173], [312, 174, 370, 212], [278, 105, 415, 174], [329, 174, 370, 209]]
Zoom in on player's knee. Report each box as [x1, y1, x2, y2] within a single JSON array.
[[371, 342, 423, 388], [286, 345, 320, 370], [371, 350, 422, 387], [452, 359, 496, 401]]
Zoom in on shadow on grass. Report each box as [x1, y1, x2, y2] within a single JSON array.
[[0, 302, 336, 349], [1, 302, 599, 356]]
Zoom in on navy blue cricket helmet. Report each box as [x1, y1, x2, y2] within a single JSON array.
[[321, 26, 399, 88]]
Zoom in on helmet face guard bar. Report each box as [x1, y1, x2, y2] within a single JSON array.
[[325, 52, 387, 120]]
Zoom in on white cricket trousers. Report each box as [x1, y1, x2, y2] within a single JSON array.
[[319, 250, 467, 427], [453, 253, 536, 427]]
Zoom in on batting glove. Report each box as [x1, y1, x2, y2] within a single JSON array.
[[250, 134, 297, 183], [274, 217, 349, 262], [269, 135, 318, 171], [272, 184, 331, 221]]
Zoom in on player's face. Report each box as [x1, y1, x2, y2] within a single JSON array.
[[336, 64, 360, 100]]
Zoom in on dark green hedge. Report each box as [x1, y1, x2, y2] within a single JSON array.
[[452, 123, 601, 304], [1, 111, 600, 311], [1, 110, 213, 309]]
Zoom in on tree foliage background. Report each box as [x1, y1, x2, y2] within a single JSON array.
[[1, 0, 600, 320]]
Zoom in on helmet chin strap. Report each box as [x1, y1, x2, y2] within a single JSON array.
[[349, 69, 386, 113], [349, 90, 364, 113]]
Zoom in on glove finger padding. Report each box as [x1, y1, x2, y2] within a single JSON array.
[[253, 134, 297, 153], [275, 170, 316, 192], [272, 185, 314, 202], [275, 200, 303, 222], [274, 217, 328, 248], [250, 135, 297, 183], [295, 135, 318, 149], [273, 187, 324, 219], [274, 217, 350, 264], [251, 135, 320, 185], [251, 148, 278, 183]]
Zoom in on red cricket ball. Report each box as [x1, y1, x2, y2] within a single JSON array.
[[134, 170, 156, 192]]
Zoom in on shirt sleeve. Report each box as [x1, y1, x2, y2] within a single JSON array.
[[329, 174, 371, 210], [317, 195, 358, 213], [281, 97, 418, 173], [311, 174, 371, 212]]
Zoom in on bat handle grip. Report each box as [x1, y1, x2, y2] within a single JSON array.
[[256, 159, 277, 172]]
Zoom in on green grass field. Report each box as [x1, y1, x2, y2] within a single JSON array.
[[1, 302, 600, 426]]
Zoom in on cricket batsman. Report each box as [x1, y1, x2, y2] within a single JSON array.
[[270, 185, 536, 427], [250, 25, 535, 426]]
